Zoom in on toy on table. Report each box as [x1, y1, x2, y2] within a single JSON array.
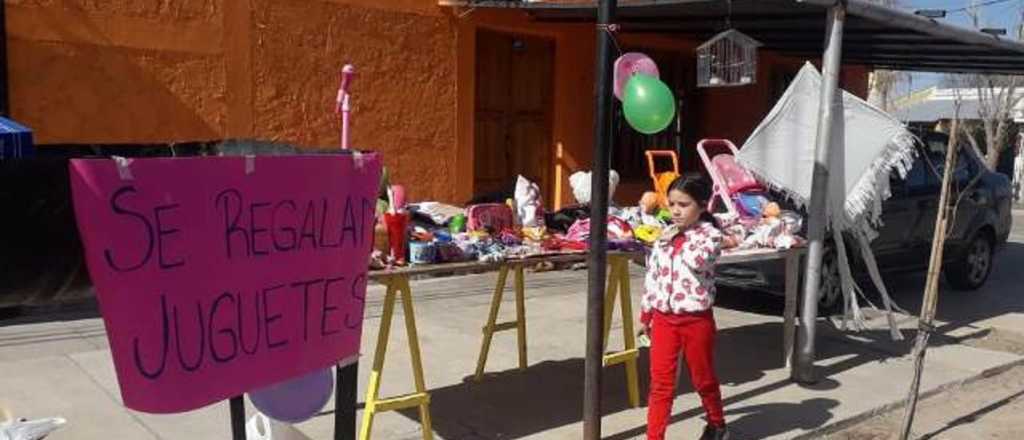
[[645, 150, 680, 209], [639, 191, 660, 215], [383, 185, 410, 265], [697, 138, 771, 218]]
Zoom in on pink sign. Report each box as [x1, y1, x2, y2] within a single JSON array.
[[68, 153, 381, 414]]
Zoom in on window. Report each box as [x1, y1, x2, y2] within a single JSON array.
[[896, 135, 976, 195]]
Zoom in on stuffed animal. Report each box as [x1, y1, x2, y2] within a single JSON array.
[[639, 191, 660, 215]]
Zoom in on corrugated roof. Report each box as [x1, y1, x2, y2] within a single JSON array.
[[444, 0, 1024, 75]]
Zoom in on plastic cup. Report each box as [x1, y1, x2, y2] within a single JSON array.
[[383, 212, 410, 265]]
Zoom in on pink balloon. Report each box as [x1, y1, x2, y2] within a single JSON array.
[[614, 53, 660, 100]]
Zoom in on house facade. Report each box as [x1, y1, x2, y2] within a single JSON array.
[[7, 0, 869, 207]]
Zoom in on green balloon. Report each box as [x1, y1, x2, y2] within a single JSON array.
[[622, 74, 676, 134]]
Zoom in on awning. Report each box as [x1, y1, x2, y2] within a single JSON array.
[[443, 0, 1024, 75], [0, 117, 34, 159]]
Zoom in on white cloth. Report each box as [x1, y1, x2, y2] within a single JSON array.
[[1013, 146, 1023, 203], [736, 62, 912, 339], [738, 62, 916, 232], [570, 169, 620, 205], [514, 175, 545, 227]]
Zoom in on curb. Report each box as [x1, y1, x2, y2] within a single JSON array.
[[790, 355, 1024, 439]]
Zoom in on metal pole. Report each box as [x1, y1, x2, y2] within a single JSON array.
[[584, 0, 616, 438], [795, 2, 845, 384], [230, 396, 246, 440], [334, 363, 358, 440]]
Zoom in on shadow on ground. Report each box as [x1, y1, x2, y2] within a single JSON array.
[[395, 241, 1024, 439], [395, 321, 853, 440]]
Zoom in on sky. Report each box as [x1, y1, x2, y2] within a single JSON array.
[[894, 0, 1024, 96]]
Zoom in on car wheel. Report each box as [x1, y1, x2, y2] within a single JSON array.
[[946, 232, 994, 290]]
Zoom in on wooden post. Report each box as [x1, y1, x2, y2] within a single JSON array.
[[898, 116, 961, 440]]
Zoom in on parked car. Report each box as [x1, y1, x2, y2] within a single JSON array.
[[718, 131, 1014, 310]]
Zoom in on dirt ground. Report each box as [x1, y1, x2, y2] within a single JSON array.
[[825, 362, 1024, 440]]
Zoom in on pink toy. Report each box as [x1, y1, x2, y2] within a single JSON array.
[[389, 184, 407, 212], [336, 64, 355, 150], [466, 203, 514, 233], [696, 138, 766, 216]]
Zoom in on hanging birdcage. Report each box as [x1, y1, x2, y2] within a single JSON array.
[[696, 29, 762, 88]]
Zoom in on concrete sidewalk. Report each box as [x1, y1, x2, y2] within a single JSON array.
[[2, 257, 1023, 440]]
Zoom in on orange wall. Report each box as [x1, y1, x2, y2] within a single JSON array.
[[7, 0, 461, 203], [6, 1, 227, 143], [7, 0, 869, 207]]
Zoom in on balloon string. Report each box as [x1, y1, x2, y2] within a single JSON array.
[[597, 23, 623, 55]]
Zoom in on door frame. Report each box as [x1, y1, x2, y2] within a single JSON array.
[[457, 22, 558, 207]]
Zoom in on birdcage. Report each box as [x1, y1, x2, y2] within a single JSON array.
[[696, 29, 762, 88]]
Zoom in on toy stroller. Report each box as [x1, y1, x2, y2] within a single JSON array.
[[645, 150, 680, 208], [696, 139, 769, 217]]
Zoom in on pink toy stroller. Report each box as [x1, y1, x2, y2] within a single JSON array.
[[696, 139, 768, 217]]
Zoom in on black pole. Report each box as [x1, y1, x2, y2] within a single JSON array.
[[334, 362, 359, 440], [230, 396, 246, 440], [584, 1, 617, 438]]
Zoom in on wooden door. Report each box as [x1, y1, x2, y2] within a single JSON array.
[[474, 31, 554, 201]]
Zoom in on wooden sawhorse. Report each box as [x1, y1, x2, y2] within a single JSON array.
[[473, 253, 642, 408], [359, 274, 432, 440]]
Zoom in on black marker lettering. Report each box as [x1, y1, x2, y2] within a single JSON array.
[[173, 300, 206, 372], [154, 203, 184, 269], [345, 274, 368, 330], [216, 189, 249, 258], [262, 284, 288, 349], [209, 292, 238, 363], [322, 276, 344, 337], [298, 201, 317, 250], [271, 200, 297, 252], [249, 202, 271, 256], [340, 195, 358, 248], [238, 290, 261, 355], [291, 278, 324, 342], [133, 294, 169, 379], [104, 186, 154, 272]]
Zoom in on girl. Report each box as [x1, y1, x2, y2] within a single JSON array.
[[640, 176, 729, 440]]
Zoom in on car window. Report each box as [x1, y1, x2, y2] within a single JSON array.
[[903, 156, 934, 192], [927, 150, 974, 185], [892, 132, 979, 195]]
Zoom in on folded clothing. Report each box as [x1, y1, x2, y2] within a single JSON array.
[[409, 202, 465, 226]]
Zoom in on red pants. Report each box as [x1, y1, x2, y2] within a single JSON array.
[[647, 311, 724, 440]]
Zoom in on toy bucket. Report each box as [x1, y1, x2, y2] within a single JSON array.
[[409, 241, 436, 265]]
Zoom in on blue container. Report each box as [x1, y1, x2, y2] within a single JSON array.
[[0, 117, 34, 159], [409, 241, 436, 265]]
